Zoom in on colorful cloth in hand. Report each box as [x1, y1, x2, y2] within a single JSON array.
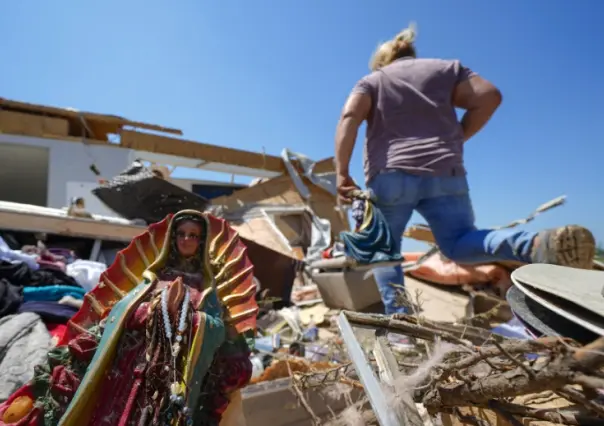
[[340, 202, 402, 264]]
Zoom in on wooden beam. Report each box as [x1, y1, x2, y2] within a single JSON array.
[[121, 130, 337, 175], [313, 157, 335, 173], [1, 132, 117, 147], [374, 333, 425, 426], [337, 312, 402, 426], [0, 97, 183, 136], [0, 98, 336, 172], [120, 130, 286, 173], [0, 209, 144, 242]]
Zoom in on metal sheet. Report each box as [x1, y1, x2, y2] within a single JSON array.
[[336, 312, 402, 426]]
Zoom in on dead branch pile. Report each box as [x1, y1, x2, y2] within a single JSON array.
[[346, 311, 604, 425]]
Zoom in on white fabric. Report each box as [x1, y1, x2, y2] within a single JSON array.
[[66, 259, 107, 292], [0, 236, 39, 270]]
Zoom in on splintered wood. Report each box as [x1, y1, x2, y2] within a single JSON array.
[[336, 311, 604, 426]]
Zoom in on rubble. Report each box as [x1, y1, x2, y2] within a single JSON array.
[[1, 98, 603, 426]]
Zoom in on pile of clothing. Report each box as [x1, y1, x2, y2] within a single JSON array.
[[0, 236, 107, 401]]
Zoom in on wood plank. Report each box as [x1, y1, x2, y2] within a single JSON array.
[[0, 110, 68, 138], [213, 175, 349, 234], [404, 224, 436, 244], [120, 130, 285, 173], [212, 176, 302, 209], [272, 214, 307, 244], [0, 97, 182, 135], [374, 334, 425, 426], [337, 313, 401, 426], [120, 131, 339, 177], [0, 209, 144, 242], [313, 157, 335, 174], [230, 217, 295, 259]]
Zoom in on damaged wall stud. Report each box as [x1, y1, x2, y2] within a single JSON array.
[[374, 331, 425, 426], [337, 312, 402, 426]]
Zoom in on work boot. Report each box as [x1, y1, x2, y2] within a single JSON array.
[[530, 225, 595, 269]]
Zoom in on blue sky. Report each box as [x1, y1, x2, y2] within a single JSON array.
[[1, 1, 602, 251]]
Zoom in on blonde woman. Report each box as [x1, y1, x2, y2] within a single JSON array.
[[335, 25, 595, 318]]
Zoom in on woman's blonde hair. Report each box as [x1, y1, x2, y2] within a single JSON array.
[[369, 23, 417, 72]]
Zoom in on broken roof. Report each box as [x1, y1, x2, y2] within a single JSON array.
[[0, 96, 336, 179]]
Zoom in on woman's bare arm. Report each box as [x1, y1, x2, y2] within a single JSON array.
[[335, 92, 372, 175], [453, 75, 502, 142]]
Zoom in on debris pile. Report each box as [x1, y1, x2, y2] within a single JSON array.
[[360, 312, 604, 421], [241, 195, 604, 426], [1, 98, 603, 425]]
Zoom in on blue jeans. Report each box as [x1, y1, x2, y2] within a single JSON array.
[[368, 170, 538, 315]]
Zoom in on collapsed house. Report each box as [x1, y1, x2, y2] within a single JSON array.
[[1, 97, 604, 426], [0, 96, 345, 285], [0, 97, 363, 420]]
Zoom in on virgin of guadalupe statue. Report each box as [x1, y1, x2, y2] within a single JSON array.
[[0, 210, 258, 426]]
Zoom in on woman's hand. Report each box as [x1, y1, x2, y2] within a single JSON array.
[[336, 172, 360, 204]]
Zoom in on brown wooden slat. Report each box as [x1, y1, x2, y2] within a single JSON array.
[[313, 157, 335, 173], [120, 130, 286, 173], [0, 97, 182, 136], [0, 208, 144, 242]]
